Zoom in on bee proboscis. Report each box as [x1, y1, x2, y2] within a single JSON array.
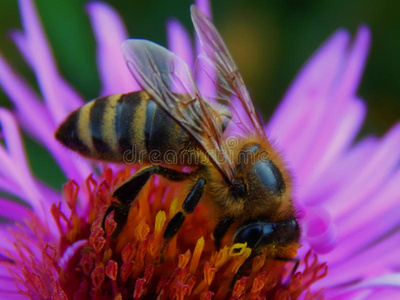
[[56, 5, 300, 275]]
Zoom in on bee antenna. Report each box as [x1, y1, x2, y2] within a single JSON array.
[[275, 256, 300, 287], [229, 249, 261, 289]]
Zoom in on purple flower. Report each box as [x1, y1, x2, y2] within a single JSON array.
[[0, 0, 399, 298]]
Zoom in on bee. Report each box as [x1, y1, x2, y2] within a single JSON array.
[[56, 5, 300, 268]]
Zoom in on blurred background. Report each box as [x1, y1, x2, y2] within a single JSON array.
[[0, 0, 399, 189]]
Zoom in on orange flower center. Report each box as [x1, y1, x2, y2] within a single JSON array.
[[4, 167, 327, 299]]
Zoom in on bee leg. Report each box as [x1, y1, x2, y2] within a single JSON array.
[[112, 165, 189, 203], [105, 165, 191, 237], [159, 178, 206, 262], [213, 217, 234, 250]]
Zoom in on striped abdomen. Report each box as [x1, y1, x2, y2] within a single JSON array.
[[55, 91, 191, 164]]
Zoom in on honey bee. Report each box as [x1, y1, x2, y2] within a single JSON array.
[[56, 5, 300, 269]]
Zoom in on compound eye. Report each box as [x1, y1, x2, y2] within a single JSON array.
[[254, 160, 285, 195], [234, 225, 263, 248]]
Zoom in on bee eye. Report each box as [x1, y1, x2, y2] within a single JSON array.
[[233, 225, 263, 248], [254, 160, 285, 195]]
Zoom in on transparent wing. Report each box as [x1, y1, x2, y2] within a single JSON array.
[[191, 5, 265, 136], [122, 39, 235, 182]]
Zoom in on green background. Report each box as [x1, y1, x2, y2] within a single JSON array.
[[0, 0, 399, 189]]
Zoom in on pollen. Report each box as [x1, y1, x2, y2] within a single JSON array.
[[169, 197, 179, 217], [155, 210, 166, 234], [229, 242, 249, 256], [190, 236, 205, 274]]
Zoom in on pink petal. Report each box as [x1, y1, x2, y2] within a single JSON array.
[[0, 110, 43, 212], [329, 171, 400, 262], [9, 30, 83, 110], [331, 26, 371, 108], [324, 123, 400, 218], [0, 109, 29, 174], [0, 178, 26, 200], [0, 53, 54, 137], [0, 109, 72, 226], [86, 2, 139, 95], [298, 97, 366, 197], [293, 28, 371, 185], [353, 288, 400, 300], [339, 168, 400, 234], [301, 207, 337, 254], [167, 19, 194, 70], [0, 229, 20, 253], [195, 0, 212, 19], [266, 29, 350, 148], [0, 198, 30, 221], [327, 262, 400, 295], [8, 30, 32, 66], [0, 294, 26, 300], [301, 136, 378, 206], [0, 54, 92, 189], [317, 232, 400, 289], [192, 0, 217, 104], [0, 265, 14, 278], [320, 290, 371, 300], [0, 281, 20, 295], [19, 0, 83, 123], [59, 240, 87, 270]]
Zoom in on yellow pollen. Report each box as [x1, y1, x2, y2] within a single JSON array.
[[169, 198, 179, 218], [229, 243, 248, 257], [189, 237, 205, 274], [154, 210, 166, 234]]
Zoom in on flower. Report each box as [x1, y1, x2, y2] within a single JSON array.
[[0, 0, 400, 299]]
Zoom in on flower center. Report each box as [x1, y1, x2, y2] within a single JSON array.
[[4, 167, 327, 299]]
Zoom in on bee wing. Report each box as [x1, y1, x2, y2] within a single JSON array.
[[122, 39, 235, 183], [191, 5, 265, 136]]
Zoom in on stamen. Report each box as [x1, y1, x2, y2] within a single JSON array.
[[133, 278, 145, 299], [229, 242, 248, 256], [105, 260, 118, 281], [155, 210, 166, 233], [214, 246, 230, 269], [203, 261, 216, 286], [231, 276, 248, 298], [4, 168, 326, 299], [121, 243, 135, 262], [89, 227, 106, 253], [178, 249, 191, 269], [90, 266, 105, 291], [189, 236, 205, 274], [79, 253, 94, 276], [169, 197, 179, 217]]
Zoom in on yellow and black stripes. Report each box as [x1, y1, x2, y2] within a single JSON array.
[[55, 91, 190, 163], [144, 99, 188, 154], [90, 95, 118, 155], [116, 93, 147, 157], [55, 104, 92, 156]]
